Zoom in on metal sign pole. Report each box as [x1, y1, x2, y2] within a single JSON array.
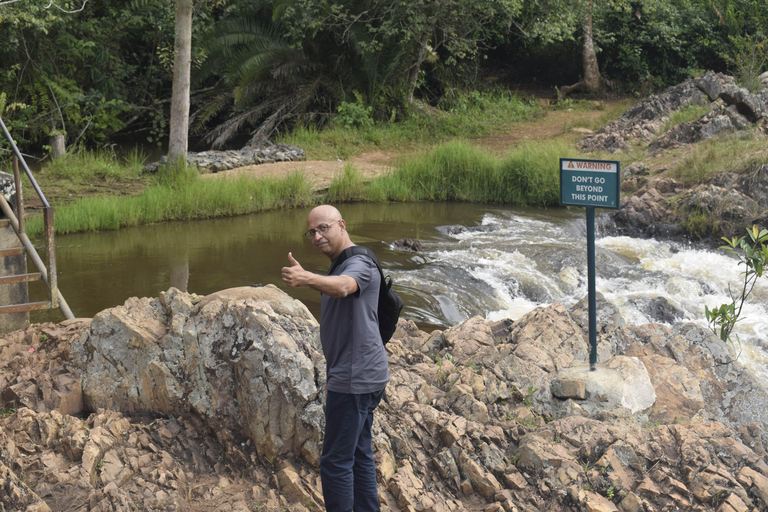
[[559, 158, 620, 372], [587, 206, 597, 370]]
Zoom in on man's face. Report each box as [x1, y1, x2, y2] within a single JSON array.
[[307, 210, 345, 259]]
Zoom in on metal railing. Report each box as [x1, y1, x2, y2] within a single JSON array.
[[0, 115, 74, 319]]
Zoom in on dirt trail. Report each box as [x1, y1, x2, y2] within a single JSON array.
[[203, 108, 608, 190]]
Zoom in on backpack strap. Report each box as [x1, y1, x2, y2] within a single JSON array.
[[327, 246, 383, 279]]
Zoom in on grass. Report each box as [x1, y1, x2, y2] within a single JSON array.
[[660, 102, 710, 134], [669, 130, 768, 184], [41, 145, 145, 181], [368, 139, 568, 205], [20, 87, 758, 237], [24, 168, 315, 235], [326, 138, 577, 207], [278, 90, 543, 160]]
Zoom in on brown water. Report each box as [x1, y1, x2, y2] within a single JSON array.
[[30, 203, 508, 328]]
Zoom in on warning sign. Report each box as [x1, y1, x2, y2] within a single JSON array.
[[560, 158, 620, 209]]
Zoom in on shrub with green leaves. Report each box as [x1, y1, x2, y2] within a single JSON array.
[[705, 225, 768, 350]]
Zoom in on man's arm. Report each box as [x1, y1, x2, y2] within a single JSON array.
[[282, 252, 359, 298]]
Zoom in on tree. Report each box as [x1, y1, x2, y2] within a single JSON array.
[[168, 0, 193, 163], [281, 0, 522, 104], [517, 0, 617, 96]]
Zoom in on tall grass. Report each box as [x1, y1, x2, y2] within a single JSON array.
[[660, 103, 710, 134], [24, 171, 314, 236], [326, 139, 571, 207]]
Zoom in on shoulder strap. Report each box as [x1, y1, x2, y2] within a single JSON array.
[[327, 246, 384, 280]]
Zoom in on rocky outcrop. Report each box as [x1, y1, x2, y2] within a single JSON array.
[[144, 140, 305, 173], [0, 170, 17, 213], [581, 72, 767, 154], [1, 287, 768, 512], [611, 170, 768, 242]]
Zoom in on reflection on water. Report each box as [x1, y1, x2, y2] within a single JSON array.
[[29, 202, 768, 381]]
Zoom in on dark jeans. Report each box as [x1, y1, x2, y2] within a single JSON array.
[[321, 389, 385, 512]]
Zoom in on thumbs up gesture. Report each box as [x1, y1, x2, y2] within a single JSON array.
[[281, 252, 306, 287]]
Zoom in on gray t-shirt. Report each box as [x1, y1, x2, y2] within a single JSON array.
[[320, 253, 390, 394]]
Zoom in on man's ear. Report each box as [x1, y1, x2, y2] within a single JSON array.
[[340, 219, 347, 231]]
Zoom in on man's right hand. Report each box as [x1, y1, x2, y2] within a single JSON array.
[[281, 252, 306, 287]]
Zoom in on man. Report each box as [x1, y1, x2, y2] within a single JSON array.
[[282, 204, 389, 512]]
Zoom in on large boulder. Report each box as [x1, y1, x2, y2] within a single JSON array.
[[71, 286, 326, 466]]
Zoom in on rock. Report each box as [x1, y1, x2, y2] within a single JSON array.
[[551, 357, 656, 416], [0, 171, 17, 213], [3, 285, 768, 512], [581, 72, 766, 155], [144, 140, 305, 173], [0, 459, 52, 512], [71, 286, 326, 466], [391, 238, 423, 252]]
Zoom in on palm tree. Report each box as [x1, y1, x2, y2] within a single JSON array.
[[194, 2, 404, 148]]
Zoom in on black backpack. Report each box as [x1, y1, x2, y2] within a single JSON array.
[[327, 246, 404, 345]]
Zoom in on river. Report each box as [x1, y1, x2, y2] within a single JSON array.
[[30, 202, 768, 381]]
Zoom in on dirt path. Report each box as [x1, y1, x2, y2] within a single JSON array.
[[203, 107, 609, 190]]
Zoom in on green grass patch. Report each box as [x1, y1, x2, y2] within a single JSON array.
[[279, 90, 543, 160], [327, 139, 576, 207], [669, 130, 768, 184], [326, 163, 367, 203], [24, 170, 315, 236], [660, 103, 710, 134], [35, 146, 145, 182]]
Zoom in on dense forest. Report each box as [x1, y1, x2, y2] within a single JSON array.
[[0, 0, 766, 154]]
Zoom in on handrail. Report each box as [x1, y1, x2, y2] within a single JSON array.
[[0, 113, 74, 320], [0, 194, 74, 319], [0, 115, 50, 208]]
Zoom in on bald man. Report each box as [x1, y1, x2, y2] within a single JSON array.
[[282, 205, 389, 512]]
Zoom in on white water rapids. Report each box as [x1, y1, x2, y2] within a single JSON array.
[[390, 209, 768, 383]]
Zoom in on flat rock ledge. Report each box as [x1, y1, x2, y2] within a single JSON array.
[[144, 140, 306, 173], [1, 288, 768, 512]]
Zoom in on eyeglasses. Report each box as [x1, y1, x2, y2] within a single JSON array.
[[305, 220, 341, 239]]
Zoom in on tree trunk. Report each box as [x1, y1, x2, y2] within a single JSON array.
[[50, 133, 66, 159], [580, 5, 602, 92], [406, 33, 430, 104], [560, 0, 604, 97], [167, 0, 193, 164]]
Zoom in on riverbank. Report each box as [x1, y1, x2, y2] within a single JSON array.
[[16, 96, 627, 236], [12, 71, 768, 246]]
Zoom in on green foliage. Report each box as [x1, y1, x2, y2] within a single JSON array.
[[726, 34, 768, 92], [0, 407, 16, 418], [598, 0, 729, 89], [334, 92, 374, 130], [523, 385, 538, 407], [705, 225, 768, 347]]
